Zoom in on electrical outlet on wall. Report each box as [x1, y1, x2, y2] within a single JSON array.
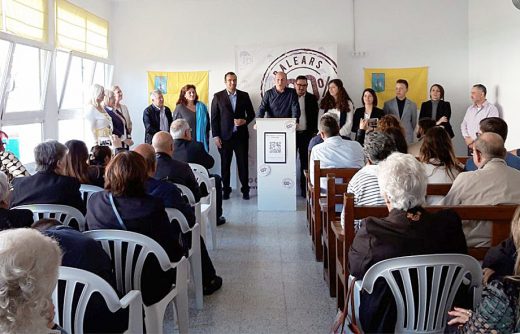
[[351, 51, 367, 57]]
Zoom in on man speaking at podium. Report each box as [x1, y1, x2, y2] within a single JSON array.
[[257, 71, 300, 119]]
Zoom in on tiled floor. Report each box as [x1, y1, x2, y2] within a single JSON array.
[[164, 194, 337, 333]]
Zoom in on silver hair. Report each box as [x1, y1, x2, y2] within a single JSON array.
[[0, 172, 8, 204], [170, 119, 190, 139], [0, 229, 62, 333], [89, 84, 104, 108], [364, 132, 396, 164], [34, 140, 68, 172], [150, 89, 163, 100], [378, 152, 427, 210]]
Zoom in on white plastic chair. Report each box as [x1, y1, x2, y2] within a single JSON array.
[[53, 266, 143, 334], [79, 184, 103, 207], [191, 172, 217, 250], [175, 183, 205, 241], [84, 230, 189, 334], [166, 208, 203, 310], [188, 163, 209, 178], [12, 204, 86, 231], [348, 254, 482, 334]]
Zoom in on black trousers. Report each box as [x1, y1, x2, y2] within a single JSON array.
[[296, 130, 313, 194], [218, 134, 250, 195]]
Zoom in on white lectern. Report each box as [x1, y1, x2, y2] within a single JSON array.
[[256, 118, 297, 211]]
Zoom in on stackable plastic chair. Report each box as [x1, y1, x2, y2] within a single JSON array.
[[188, 163, 209, 178], [53, 266, 143, 334], [84, 230, 189, 334], [79, 184, 103, 207], [166, 208, 203, 310], [190, 171, 217, 250], [174, 183, 205, 241], [13, 204, 86, 231], [348, 254, 482, 333]]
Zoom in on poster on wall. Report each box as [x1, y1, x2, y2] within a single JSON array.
[[235, 43, 338, 193], [147, 71, 209, 109], [363, 67, 428, 107]]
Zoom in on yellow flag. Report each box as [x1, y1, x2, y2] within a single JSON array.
[[364, 67, 428, 108], [147, 71, 209, 109]]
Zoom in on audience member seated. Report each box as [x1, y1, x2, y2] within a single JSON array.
[[0, 171, 33, 230], [440, 132, 520, 247], [348, 152, 467, 333], [448, 206, 520, 333], [384, 126, 408, 154], [10, 140, 85, 213], [0, 130, 30, 182], [309, 114, 364, 191], [0, 228, 62, 333], [134, 144, 223, 295], [86, 151, 184, 306], [419, 126, 463, 204], [345, 131, 396, 229], [171, 119, 227, 223], [355, 114, 405, 147], [465, 117, 520, 171], [89, 144, 112, 186], [64, 140, 104, 187], [33, 218, 127, 333], [407, 118, 437, 157], [152, 131, 203, 202]]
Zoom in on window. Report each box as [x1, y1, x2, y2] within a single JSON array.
[[58, 118, 84, 143], [0, 39, 10, 82], [1, 122, 42, 163], [0, 0, 48, 42]]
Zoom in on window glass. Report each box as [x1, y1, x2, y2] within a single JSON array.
[[1, 123, 42, 164]]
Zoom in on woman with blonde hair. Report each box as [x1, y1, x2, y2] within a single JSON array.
[[84, 84, 113, 147], [111, 85, 133, 137]]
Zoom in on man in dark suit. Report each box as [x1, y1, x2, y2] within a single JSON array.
[[10, 140, 85, 213], [211, 72, 255, 200], [294, 75, 319, 197], [143, 90, 173, 144], [170, 119, 226, 225]]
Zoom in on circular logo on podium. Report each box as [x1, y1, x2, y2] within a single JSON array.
[[281, 178, 295, 189], [284, 120, 296, 132], [258, 164, 271, 177]]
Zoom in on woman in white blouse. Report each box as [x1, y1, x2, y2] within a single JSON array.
[[318, 79, 355, 138], [85, 84, 113, 147]]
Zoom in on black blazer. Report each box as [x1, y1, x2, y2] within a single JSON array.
[[173, 139, 214, 171], [301, 92, 319, 134], [143, 104, 173, 144], [351, 107, 385, 133], [154, 152, 202, 202], [419, 100, 454, 138], [211, 89, 255, 141], [0, 207, 34, 231], [11, 171, 85, 214]]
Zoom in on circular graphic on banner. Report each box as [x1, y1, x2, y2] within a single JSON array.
[[258, 164, 271, 177], [284, 120, 296, 132], [281, 178, 295, 189], [260, 48, 338, 100]]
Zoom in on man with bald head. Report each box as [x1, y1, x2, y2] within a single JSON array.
[[152, 131, 202, 202], [257, 71, 300, 119], [440, 132, 520, 247], [143, 90, 173, 144]]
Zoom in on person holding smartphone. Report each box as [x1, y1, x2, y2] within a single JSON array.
[[352, 88, 384, 135]]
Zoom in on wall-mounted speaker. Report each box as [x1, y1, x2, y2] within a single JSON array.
[[513, 0, 520, 10]]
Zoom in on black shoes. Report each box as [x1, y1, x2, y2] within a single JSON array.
[[217, 216, 226, 226], [203, 276, 223, 295], [242, 193, 250, 200], [223, 192, 230, 200]]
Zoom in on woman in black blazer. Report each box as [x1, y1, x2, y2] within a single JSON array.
[[351, 88, 384, 134], [419, 84, 455, 138]]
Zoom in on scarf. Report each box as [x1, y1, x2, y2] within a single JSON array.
[[195, 102, 209, 151]]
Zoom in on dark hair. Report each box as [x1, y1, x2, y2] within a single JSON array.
[[105, 151, 147, 197], [34, 140, 68, 172], [480, 117, 508, 141], [224, 72, 236, 81], [384, 127, 407, 154], [64, 140, 90, 184], [420, 127, 463, 180], [90, 145, 112, 166], [320, 79, 352, 113], [361, 88, 378, 107], [430, 84, 445, 100], [396, 79, 409, 89], [31, 218, 61, 231], [377, 114, 406, 138], [418, 118, 437, 136], [473, 84, 487, 96], [295, 75, 308, 82], [318, 114, 340, 137], [176, 84, 199, 106]]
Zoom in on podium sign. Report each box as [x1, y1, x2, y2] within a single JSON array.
[[256, 118, 297, 211]]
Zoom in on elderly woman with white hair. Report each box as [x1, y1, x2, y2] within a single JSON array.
[[0, 228, 62, 333], [85, 84, 113, 147], [0, 171, 33, 230], [102, 89, 133, 149], [348, 152, 468, 333]]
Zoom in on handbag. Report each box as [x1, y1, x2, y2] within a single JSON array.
[[331, 278, 361, 334]]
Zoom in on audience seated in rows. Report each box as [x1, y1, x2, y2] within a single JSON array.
[[448, 206, 520, 333], [309, 114, 364, 190], [10, 140, 85, 213], [0, 171, 33, 230], [64, 139, 105, 187], [134, 143, 222, 294], [86, 151, 184, 306], [0, 228, 62, 333], [465, 117, 520, 171], [440, 132, 520, 247], [407, 118, 436, 157], [348, 152, 467, 333]]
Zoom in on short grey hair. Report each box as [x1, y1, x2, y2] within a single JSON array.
[[378, 152, 427, 210], [0, 172, 8, 204], [150, 89, 163, 100], [474, 132, 506, 160], [34, 140, 68, 172], [0, 229, 61, 333], [170, 119, 190, 139], [364, 131, 396, 164]]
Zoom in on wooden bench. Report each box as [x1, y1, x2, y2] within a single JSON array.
[[332, 193, 517, 310]]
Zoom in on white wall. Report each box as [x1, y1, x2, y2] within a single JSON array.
[[110, 0, 470, 154], [469, 0, 520, 150]]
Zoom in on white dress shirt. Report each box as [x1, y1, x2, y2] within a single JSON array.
[[460, 100, 499, 140], [298, 95, 307, 131]]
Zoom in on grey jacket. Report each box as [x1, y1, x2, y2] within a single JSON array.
[[383, 97, 418, 143]]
